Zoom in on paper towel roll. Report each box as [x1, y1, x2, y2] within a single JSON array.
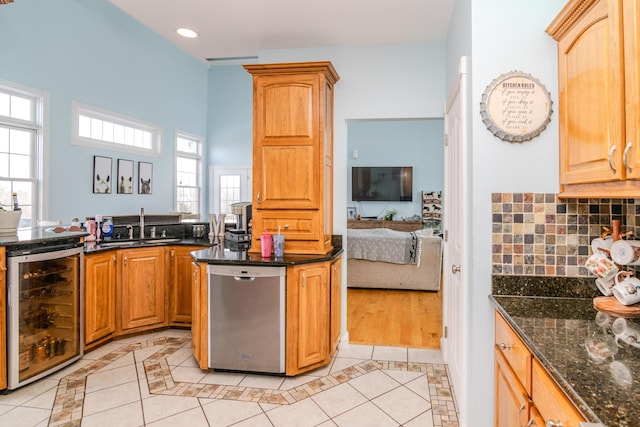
[[610, 240, 640, 265]]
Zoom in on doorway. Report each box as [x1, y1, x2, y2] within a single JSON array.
[[345, 118, 445, 349]]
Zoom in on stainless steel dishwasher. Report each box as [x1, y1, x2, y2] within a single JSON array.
[[207, 265, 286, 374]]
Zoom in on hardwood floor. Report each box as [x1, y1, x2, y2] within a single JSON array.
[[347, 287, 443, 349]]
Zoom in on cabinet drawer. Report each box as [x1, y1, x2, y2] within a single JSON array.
[[257, 210, 320, 241], [495, 311, 532, 393], [531, 359, 585, 426]]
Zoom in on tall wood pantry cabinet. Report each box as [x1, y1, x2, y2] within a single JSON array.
[[546, 0, 640, 197], [244, 62, 340, 255]]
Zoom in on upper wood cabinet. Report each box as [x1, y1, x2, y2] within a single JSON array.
[[547, 0, 640, 197], [244, 62, 339, 254]]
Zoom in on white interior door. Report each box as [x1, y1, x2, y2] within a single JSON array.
[[442, 56, 469, 421]]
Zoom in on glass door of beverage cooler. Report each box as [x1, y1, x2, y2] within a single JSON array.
[[7, 246, 83, 389]]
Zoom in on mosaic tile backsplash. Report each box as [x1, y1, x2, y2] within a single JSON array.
[[491, 193, 640, 277]]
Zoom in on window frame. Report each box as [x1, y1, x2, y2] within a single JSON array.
[[0, 79, 48, 226], [175, 130, 203, 219], [71, 101, 163, 157]]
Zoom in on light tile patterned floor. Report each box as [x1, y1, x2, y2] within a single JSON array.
[[0, 329, 459, 426]]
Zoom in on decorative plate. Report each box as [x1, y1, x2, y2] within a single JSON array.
[[480, 71, 553, 143]]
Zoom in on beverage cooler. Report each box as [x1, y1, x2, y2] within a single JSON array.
[[6, 243, 83, 390]]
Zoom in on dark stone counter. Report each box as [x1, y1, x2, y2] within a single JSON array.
[[0, 227, 88, 254], [492, 276, 639, 427], [190, 243, 343, 266]]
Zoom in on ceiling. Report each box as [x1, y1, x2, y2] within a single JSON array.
[[108, 0, 455, 63]]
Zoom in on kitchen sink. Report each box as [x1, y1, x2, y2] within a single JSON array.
[[98, 240, 138, 247], [141, 238, 181, 244], [98, 238, 181, 248]]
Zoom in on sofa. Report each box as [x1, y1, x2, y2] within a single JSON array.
[[346, 228, 442, 291]]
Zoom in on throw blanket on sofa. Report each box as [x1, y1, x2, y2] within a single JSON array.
[[347, 228, 421, 266]]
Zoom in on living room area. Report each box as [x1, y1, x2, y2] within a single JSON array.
[[345, 118, 445, 350]]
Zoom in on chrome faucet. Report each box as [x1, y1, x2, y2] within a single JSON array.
[[126, 224, 133, 240], [140, 207, 145, 239]]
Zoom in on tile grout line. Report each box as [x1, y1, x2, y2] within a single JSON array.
[[45, 335, 459, 426]]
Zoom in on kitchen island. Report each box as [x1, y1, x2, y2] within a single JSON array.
[[190, 239, 344, 376], [491, 277, 639, 427]]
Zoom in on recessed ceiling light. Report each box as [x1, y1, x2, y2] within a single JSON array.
[[176, 28, 198, 38]]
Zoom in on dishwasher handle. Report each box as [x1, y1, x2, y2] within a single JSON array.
[[234, 275, 256, 281]]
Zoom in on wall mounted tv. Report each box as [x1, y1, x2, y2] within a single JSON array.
[[351, 166, 413, 202]]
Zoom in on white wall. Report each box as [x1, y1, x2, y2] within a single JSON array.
[[445, 0, 566, 425]]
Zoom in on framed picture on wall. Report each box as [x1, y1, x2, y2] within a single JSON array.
[[138, 161, 153, 194], [93, 156, 112, 194], [117, 159, 134, 194]]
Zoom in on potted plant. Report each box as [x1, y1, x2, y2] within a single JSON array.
[[384, 209, 398, 221]]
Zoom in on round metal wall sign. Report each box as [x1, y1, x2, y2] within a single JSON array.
[[480, 71, 553, 143]]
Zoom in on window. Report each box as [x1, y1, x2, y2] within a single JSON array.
[[175, 132, 202, 217], [0, 81, 46, 227], [211, 167, 251, 224], [72, 101, 162, 156]]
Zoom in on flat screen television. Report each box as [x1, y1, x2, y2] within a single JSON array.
[[351, 166, 413, 202]]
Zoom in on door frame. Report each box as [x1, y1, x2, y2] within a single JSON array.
[[442, 55, 470, 425]]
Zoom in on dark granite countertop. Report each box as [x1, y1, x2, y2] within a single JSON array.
[[190, 243, 343, 266], [491, 277, 640, 427], [84, 237, 213, 253], [0, 227, 88, 254]]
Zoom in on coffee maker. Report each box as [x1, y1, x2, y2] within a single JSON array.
[[225, 202, 252, 244]]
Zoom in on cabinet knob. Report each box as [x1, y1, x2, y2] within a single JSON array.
[[284, 224, 289, 229], [498, 342, 513, 350], [545, 421, 563, 427], [257, 192, 261, 204], [124, 256, 127, 267]]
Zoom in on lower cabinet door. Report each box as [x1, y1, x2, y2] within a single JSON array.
[[286, 263, 330, 375], [531, 359, 585, 427], [495, 349, 529, 427], [119, 247, 167, 331], [84, 252, 117, 346]]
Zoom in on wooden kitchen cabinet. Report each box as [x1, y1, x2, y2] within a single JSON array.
[[547, 0, 640, 197], [168, 245, 206, 325], [494, 310, 585, 426], [84, 252, 117, 350], [117, 246, 167, 333], [286, 262, 330, 375], [191, 261, 208, 370], [330, 256, 342, 354], [0, 247, 6, 390], [244, 62, 339, 254], [495, 350, 530, 427], [531, 358, 585, 427]]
